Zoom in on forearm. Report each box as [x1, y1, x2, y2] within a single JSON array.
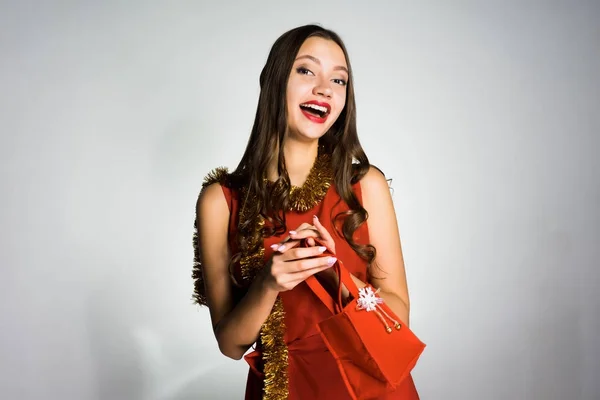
[[348, 274, 410, 327], [214, 272, 279, 360], [376, 289, 410, 327]]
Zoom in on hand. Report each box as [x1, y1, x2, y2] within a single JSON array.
[[267, 216, 339, 290], [261, 224, 337, 292], [281, 215, 336, 255]]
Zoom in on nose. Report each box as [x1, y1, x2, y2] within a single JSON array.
[[313, 80, 333, 98]]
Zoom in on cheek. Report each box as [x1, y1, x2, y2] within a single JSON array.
[[286, 84, 303, 110], [287, 77, 311, 95], [286, 89, 299, 115]]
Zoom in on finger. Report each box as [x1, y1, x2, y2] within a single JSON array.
[[271, 239, 301, 254], [290, 223, 313, 234], [274, 223, 316, 249], [307, 237, 316, 247], [283, 245, 329, 261], [312, 215, 334, 242], [291, 256, 337, 273], [289, 227, 320, 240], [294, 260, 338, 281], [269, 235, 292, 252]]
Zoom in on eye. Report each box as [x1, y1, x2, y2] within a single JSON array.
[[296, 66, 314, 76], [332, 78, 347, 86]]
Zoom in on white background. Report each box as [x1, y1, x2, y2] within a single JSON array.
[[1, 1, 599, 399]]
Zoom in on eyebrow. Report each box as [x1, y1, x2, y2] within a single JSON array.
[[295, 55, 349, 74]]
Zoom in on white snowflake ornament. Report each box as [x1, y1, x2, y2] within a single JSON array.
[[356, 286, 384, 312]]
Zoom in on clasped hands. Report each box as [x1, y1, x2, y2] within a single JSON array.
[[261, 215, 340, 293]]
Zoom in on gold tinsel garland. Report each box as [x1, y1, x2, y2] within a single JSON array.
[[192, 167, 230, 306], [286, 152, 333, 212], [193, 153, 333, 400], [237, 185, 289, 399]]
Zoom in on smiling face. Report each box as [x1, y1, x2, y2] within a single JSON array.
[[285, 36, 349, 141]]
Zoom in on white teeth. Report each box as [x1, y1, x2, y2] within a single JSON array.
[[300, 103, 328, 114]]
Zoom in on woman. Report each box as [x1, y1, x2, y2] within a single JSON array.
[[193, 25, 420, 399]]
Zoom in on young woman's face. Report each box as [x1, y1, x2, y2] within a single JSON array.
[[286, 37, 348, 141]]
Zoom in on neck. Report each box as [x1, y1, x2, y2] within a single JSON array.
[[267, 138, 319, 187]]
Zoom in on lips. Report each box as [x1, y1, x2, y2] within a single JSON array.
[[299, 100, 331, 124]]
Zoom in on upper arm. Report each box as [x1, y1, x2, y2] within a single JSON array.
[[360, 166, 411, 308], [196, 182, 234, 332]]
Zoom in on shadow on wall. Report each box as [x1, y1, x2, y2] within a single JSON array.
[[519, 226, 584, 399], [86, 271, 147, 400], [83, 119, 251, 399], [85, 268, 247, 400], [167, 363, 249, 400]]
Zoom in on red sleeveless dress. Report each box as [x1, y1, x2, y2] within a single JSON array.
[[219, 180, 420, 400]]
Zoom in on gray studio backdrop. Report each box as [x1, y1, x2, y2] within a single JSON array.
[[1, 1, 599, 399]]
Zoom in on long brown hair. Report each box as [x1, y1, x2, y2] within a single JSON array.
[[193, 25, 376, 288], [229, 24, 376, 274]]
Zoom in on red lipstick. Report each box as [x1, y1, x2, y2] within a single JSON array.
[[299, 100, 331, 124]]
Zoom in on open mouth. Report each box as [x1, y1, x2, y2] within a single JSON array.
[[299, 102, 330, 123]]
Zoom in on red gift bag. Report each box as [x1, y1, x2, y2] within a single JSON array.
[[304, 239, 426, 400]]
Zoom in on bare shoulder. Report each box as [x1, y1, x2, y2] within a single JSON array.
[[194, 180, 233, 330], [196, 165, 231, 218], [197, 181, 228, 214], [358, 165, 411, 323], [359, 165, 391, 201], [359, 165, 406, 284], [196, 181, 230, 251]]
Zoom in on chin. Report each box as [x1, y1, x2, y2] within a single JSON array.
[[290, 126, 330, 142], [289, 118, 338, 142]]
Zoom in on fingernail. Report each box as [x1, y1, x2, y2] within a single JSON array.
[[277, 245, 286, 252], [327, 257, 337, 266], [318, 246, 327, 253], [313, 215, 319, 220], [270, 244, 279, 250], [289, 230, 297, 235]]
